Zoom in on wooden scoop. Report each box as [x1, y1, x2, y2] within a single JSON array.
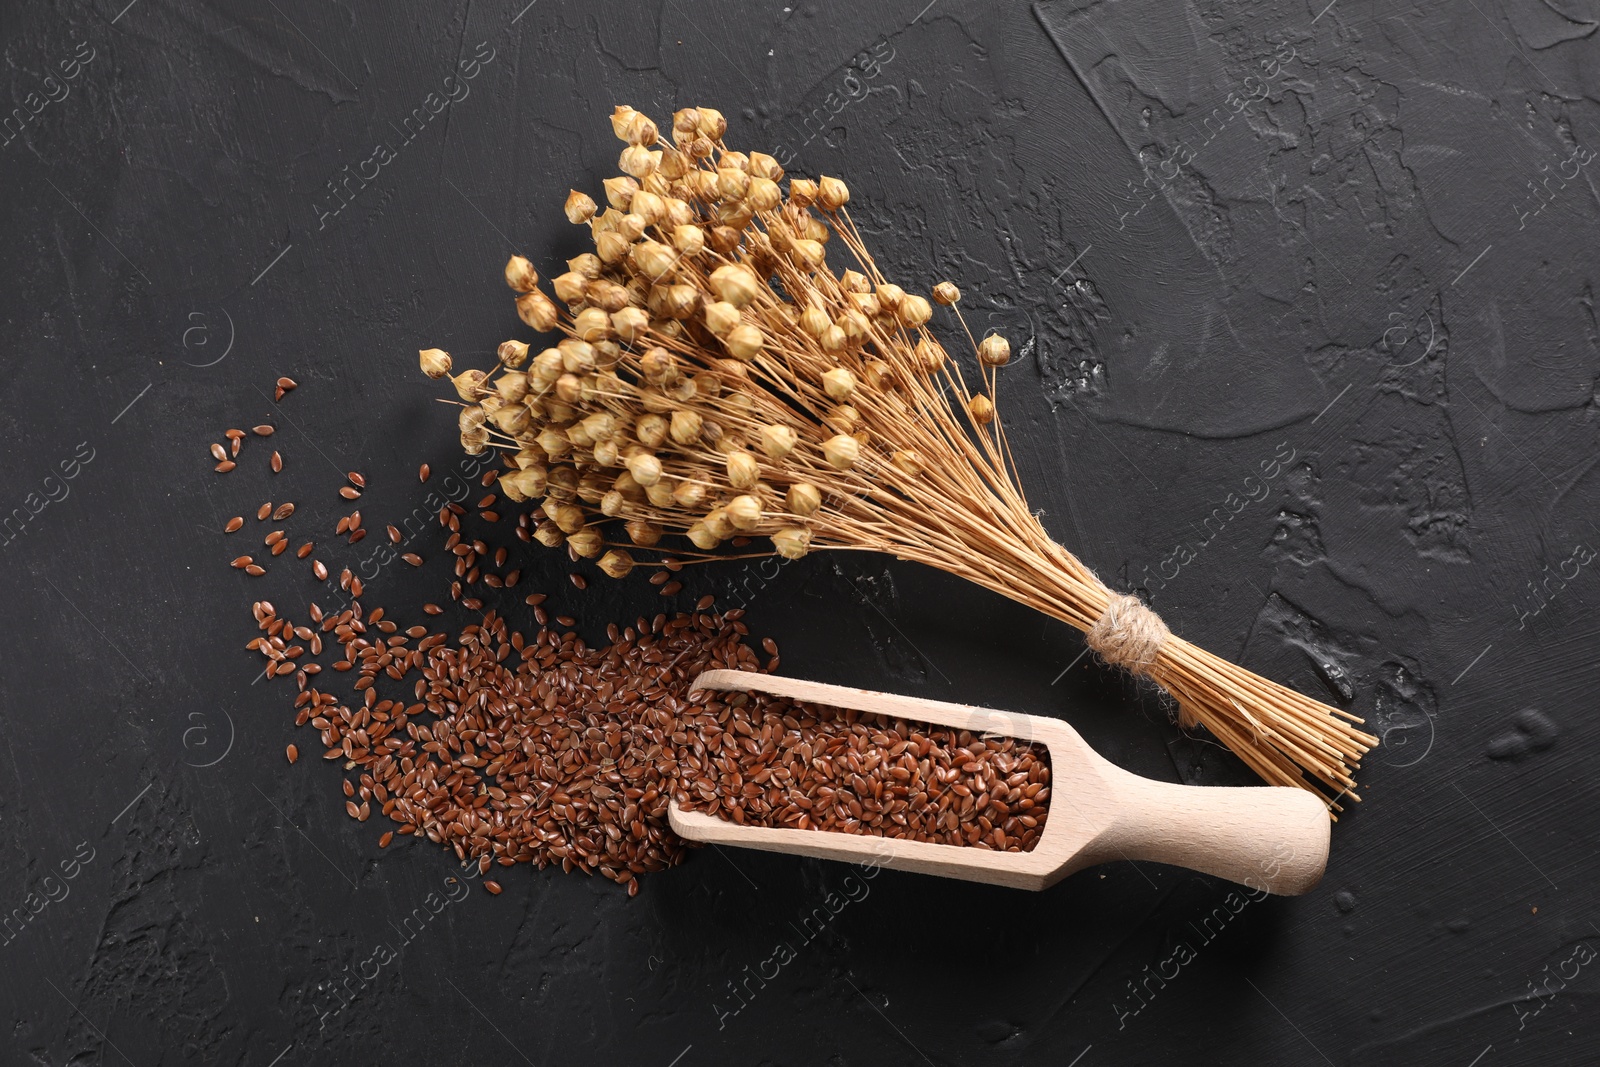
[[669, 670, 1330, 896]]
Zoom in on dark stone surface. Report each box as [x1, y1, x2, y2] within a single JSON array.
[[3, 0, 1598, 1063]]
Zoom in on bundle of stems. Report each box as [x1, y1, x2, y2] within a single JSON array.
[[421, 104, 1375, 808]]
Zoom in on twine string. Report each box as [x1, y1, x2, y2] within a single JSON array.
[[1086, 592, 1202, 727]]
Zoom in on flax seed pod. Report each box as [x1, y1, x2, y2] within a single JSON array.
[[627, 452, 662, 486], [517, 290, 560, 331], [603, 176, 638, 209], [759, 423, 797, 460], [788, 177, 818, 207], [726, 451, 759, 489], [726, 494, 762, 531], [897, 293, 933, 328], [598, 549, 635, 578], [772, 526, 812, 558], [498, 339, 530, 368], [822, 368, 856, 401], [710, 264, 763, 307], [565, 189, 597, 223], [822, 434, 859, 470], [419, 348, 453, 379], [670, 409, 703, 445], [505, 255, 539, 293], [817, 175, 850, 210], [704, 301, 740, 337], [724, 324, 764, 361], [978, 334, 1011, 367], [568, 528, 603, 557]]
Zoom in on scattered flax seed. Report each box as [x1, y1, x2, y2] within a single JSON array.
[[231, 556, 253, 568], [402, 553, 423, 567], [697, 595, 715, 611], [224, 517, 244, 533], [257, 503, 272, 521], [210, 443, 227, 462], [339, 487, 361, 500], [245, 564, 266, 576], [286, 744, 298, 764], [277, 376, 297, 392], [271, 540, 288, 557], [230, 437, 241, 457], [484, 881, 503, 895], [569, 573, 588, 591], [349, 510, 361, 530], [296, 542, 314, 559], [350, 577, 364, 598], [339, 568, 352, 589], [273, 503, 296, 521], [249, 594, 1052, 899], [270, 451, 283, 473], [312, 560, 328, 581], [419, 463, 431, 482], [660, 580, 683, 596], [265, 530, 285, 546], [252, 425, 275, 436], [423, 603, 443, 615], [215, 461, 237, 473], [387, 525, 401, 544], [350, 530, 367, 544], [347, 471, 366, 488], [226, 428, 244, 441], [336, 516, 351, 535]]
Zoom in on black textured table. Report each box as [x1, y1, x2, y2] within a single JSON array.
[[4, 1, 1595, 1064]]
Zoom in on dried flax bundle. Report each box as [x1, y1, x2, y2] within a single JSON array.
[[421, 104, 1376, 808]]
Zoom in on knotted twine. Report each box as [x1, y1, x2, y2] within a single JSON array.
[[1085, 591, 1199, 729]]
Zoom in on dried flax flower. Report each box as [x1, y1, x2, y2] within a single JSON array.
[[423, 104, 1376, 808]]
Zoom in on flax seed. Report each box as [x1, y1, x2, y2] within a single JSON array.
[[273, 503, 295, 520], [225, 517, 244, 533], [387, 525, 401, 544], [348, 471, 366, 488], [210, 443, 227, 462], [215, 461, 236, 473], [231, 556, 252, 568], [245, 564, 266, 576], [419, 463, 431, 482], [286, 744, 298, 764], [312, 560, 328, 581], [270, 451, 283, 473], [339, 487, 361, 499], [253, 425, 274, 436], [297, 542, 314, 559], [402, 553, 423, 567], [277, 376, 297, 392]]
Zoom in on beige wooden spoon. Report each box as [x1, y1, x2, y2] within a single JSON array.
[[669, 670, 1330, 896]]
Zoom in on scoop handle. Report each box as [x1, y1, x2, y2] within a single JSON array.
[[1089, 773, 1330, 895]]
